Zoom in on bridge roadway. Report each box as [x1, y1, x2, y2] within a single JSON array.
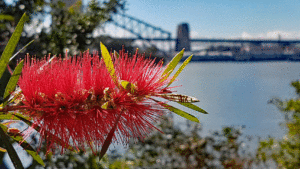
[[113, 37, 300, 44]]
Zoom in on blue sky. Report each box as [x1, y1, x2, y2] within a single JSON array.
[[90, 0, 300, 39], [5, 0, 300, 39]]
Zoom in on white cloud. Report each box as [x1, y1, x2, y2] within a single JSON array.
[[241, 31, 300, 40]]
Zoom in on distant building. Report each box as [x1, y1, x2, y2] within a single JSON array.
[[176, 23, 191, 51]]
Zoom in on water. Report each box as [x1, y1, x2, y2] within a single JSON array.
[[171, 61, 300, 139]]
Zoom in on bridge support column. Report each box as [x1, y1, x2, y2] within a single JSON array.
[[176, 23, 191, 51]]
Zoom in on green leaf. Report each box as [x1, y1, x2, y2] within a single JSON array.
[[0, 112, 31, 121], [9, 39, 34, 62], [120, 80, 136, 93], [152, 99, 199, 123], [0, 124, 45, 167], [12, 133, 45, 167], [101, 101, 116, 110], [0, 124, 24, 169], [100, 42, 118, 84], [160, 93, 199, 103], [167, 54, 193, 87], [162, 49, 185, 79], [0, 13, 27, 78], [178, 102, 208, 114], [3, 60, 24, 107], [99, 113, 122, 161], [0, 15, 14, 21]]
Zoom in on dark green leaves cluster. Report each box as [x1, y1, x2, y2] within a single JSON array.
[[124, 115, 254, 168]]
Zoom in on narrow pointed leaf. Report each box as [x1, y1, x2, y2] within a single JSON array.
[[160, 93, 199, 103], [0, 112, 31, 121], [162, 49, 185, 78], [12, 133, 45, 167], [100, 42, 117, 84], [167, 55, 193, 87], [0, 147, 6, 152], [0, 13, 27, 78], [0, 15, 14, 21], [178, 102, 208, 114], [0, 124, 45, 167], [99, 113, 122, 160], [152, 99, 199, 123], [9, 39, 34, 62], [3, 60, 24, 107], [0, 124, 24, 169]]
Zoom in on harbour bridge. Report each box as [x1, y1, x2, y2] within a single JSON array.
[[106, 13, 300, 60]]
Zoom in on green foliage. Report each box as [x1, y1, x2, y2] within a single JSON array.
[[0, 124, 24, 168], [100, 42, 118, 84], [162, 49, 185, 79], [152, 99, 200, 123], [40, 0, 125, 56], [0, 13, 28, 105], [1, 123, 45, 167], [0, 13, 27, 78], [256, 81, 300, 168], [178, 102, 208, 114], [109, 159, 132, 169], [0, 13, 29, 169], [0, 15, 14, 21], [27, 148, 108, 169], [0, 0, 125, 57], [167, 54, 193, 87], [3, 60, 23, 107], [126, 115, 254, 168]]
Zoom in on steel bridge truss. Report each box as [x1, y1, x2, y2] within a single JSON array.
[[109, 13, 173, 54]]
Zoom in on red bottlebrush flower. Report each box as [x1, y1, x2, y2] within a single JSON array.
[[115, 48, 171, 97], [109, 49, 173, 142], [16, 47, 182, 154], [18, 52, 118, 153]]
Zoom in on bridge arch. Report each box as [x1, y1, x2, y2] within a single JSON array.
[[110, 13, 172, 41]]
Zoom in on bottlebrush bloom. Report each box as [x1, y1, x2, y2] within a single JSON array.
[[111, 48, 173, 142], [15, 44, 203, 155], [18, 52, 118, 153], [115, 48, 171, 97]]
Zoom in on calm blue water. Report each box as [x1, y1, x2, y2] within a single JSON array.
[[171, 61, 300, 139]]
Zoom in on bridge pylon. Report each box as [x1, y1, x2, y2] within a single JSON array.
[[175, 23, 191, 51]]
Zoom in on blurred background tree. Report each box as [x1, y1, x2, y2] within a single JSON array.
[[124, 114, 254, 169], [0, 0, 126, 57], [256, 81, 300, 169]]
